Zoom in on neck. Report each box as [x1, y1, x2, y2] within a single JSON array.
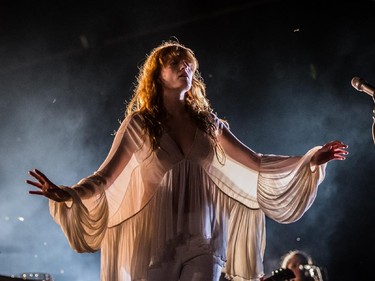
[[163, 90, 187, 117]]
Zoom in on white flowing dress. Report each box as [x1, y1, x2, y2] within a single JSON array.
[[49, 113, 326, 281]]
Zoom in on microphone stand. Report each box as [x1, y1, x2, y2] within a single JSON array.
[[351, 76, 375, 144]]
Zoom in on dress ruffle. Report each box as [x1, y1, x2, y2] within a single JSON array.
[[49, 115, 326, 281]]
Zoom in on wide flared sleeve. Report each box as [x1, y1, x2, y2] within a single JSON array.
[[49, 113, 145, 253], [49, 181, 108, 253], [257, 147, 326, 223], [215, 118, 326, 221], [214, 119, 327, 280]]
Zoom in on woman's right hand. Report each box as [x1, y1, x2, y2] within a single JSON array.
[[26, 169, 71, 202]]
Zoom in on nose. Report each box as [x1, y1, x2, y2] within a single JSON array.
[[180, 61, 191, 71]]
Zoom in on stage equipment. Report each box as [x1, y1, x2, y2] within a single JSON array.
[[299, 264, 329, 281], [0, 272, 53, 281], [263, 268, 295, 281]]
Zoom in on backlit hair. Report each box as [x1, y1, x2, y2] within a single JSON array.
[[125, 40, 226, 163], [280, 250, 313, 269]]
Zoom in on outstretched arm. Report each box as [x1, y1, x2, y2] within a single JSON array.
[[218, 119, 348, 170], [26, 113, 142, 202], [217, 122, 262, 170]]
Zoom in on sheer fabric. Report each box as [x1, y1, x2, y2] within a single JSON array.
[[49, 113, 326, 281]]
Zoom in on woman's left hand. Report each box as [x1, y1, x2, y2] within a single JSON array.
[[311, 140, 349, 166]]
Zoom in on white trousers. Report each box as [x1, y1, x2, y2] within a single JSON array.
[[147, 239, 224, 281]]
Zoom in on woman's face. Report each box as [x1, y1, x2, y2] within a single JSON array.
[[159, 58, 193, 94]]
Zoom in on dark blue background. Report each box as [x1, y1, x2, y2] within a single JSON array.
[[0, 1, 374, 280]]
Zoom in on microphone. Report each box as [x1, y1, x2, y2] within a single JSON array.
[[351, 76, 375, 145], [351, 76, 375, 97]]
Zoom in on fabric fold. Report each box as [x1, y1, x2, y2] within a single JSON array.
[[48, 114, 327, 281]]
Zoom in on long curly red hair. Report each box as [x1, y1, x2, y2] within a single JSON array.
[[126, 40, 226, 162]]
